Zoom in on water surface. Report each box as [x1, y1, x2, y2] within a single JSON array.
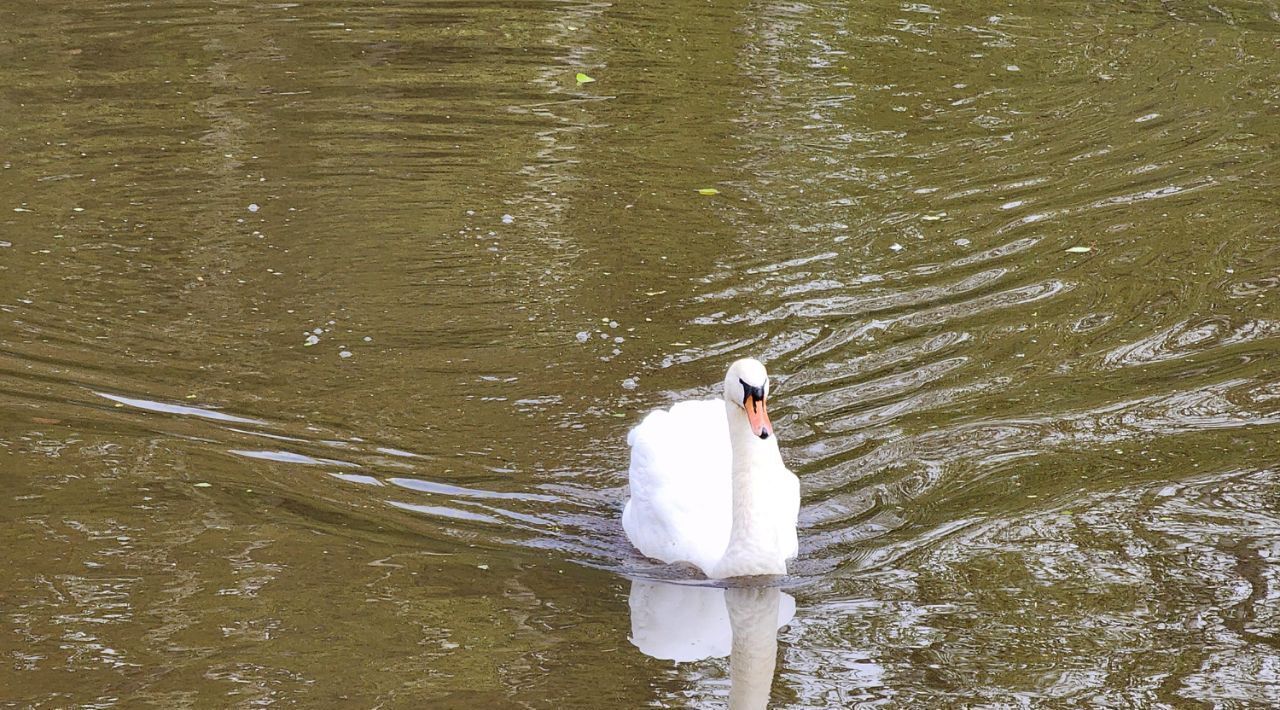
[[2, 0, 1279, 706]]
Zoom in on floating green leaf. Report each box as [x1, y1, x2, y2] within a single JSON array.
[[575, 72, 595, 84], [1064, 246, 1092, 253], [697, 188, 719, 195]]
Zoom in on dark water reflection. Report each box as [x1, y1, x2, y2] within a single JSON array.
[[3, 0, 1280, 706]]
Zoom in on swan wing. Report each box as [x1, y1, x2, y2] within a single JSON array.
[[623, 399, 732, 573]]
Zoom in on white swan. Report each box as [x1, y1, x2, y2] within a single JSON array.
[[623, 358, 800, 578]]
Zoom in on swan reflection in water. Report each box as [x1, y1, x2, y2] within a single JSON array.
[[628, 579, 795, 709]]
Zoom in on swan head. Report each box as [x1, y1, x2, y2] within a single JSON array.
[[724, 358, 773, 440]]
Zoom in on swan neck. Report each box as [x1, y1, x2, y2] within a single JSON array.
[[726, 401, 778, 474], [715, 402, 786, 578]]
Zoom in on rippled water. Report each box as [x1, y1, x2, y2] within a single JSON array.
[[3, 0, 1279, 706]]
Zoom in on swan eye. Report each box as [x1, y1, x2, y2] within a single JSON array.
[[738, 378, 766, 406]]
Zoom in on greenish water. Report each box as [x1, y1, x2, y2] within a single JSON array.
[[2, 0, 1278, 706]]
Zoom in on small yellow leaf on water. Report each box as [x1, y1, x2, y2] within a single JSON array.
[[697, 188, 719, 195], [194, 482, 212, 488], [575, 72, 595, 84], [1064, 246, 1092, 253]]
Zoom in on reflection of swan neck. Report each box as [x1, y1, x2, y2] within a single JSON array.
[[726, 586, 781, 710]]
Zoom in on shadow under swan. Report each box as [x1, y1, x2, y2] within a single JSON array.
[[628, 579, 795, 709]]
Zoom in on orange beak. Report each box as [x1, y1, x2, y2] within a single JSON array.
[[745, 394, 772, 439]]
